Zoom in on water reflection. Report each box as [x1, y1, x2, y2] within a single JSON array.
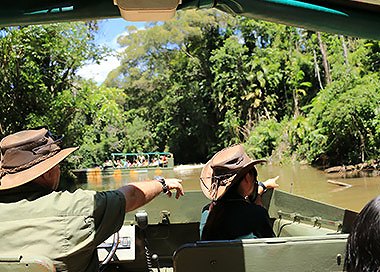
[[81, 168, 179, 191], [77, 164, 380, 212]]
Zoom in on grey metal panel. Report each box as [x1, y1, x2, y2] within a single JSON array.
[[0, 255, 55, 272], [174, 234, 348, 272], [124, 190, 210, 224], [269, 190, 346, 224]]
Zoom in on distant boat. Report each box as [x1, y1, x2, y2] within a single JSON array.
[[73, 152, 174, 180]]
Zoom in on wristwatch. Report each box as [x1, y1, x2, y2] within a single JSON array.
[[154, 176, 169, 194], [258, 181, 267, 193]]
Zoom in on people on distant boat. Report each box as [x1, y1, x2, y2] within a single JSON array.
[[120, 158, 126, 167], [104, 153, 172, 169], [103, 159, 114, 169], [199, 144, 279, 240], [344, 195, 380, 271], [124, 159, 131, 168], [115, 159, 123, 168], [159, 155, 168, 167], [151, 157, 160, 167], [138, 155, 146, 165], [134, 158, 142, 167], [0, 128, 184, 271], [142, 158, 149, 167]]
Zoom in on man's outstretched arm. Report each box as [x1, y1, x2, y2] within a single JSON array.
[[117, 178, 184, 212]]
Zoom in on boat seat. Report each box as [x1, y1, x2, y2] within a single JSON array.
[[173, 234, 348, 272], [0, 255, 55, 272]]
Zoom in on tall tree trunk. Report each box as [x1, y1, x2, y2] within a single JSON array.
[[317, 32, 332, 84], [340, 35, 349, 66], [360, 134, 365, 162], [293, 89, 300, 119], [313, 48, 324, 89]]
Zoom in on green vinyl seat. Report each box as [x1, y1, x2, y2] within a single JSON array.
[[0, 255, 55, 272]]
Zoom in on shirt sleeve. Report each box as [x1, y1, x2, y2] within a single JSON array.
[[92, 190, 126, 246]]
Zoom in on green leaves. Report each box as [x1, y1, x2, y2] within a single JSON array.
[[104, 9, 380, 166], [0, 22, 103, 136], [1, 10, 379, 168], [298, 74, 380, 164]]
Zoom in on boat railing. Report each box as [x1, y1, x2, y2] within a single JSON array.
[[276, 210, 343, 231]]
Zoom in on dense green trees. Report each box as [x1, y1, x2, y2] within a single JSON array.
[[0, 10, 379, 168], [301, 74, 380, 165], [0, 23, 102, 136], [105, 10, 379, 165], [106, 12, 379, 165], [286, 37, 380, 166]]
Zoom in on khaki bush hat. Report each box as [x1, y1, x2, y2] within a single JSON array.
[[0, 128, 78, 190], [200, 144, 266, 201]]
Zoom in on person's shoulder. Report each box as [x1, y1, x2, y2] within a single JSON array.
[[51, 188, 97, 198], [46, 189, 97, 214], [248, 203, 269, 215]]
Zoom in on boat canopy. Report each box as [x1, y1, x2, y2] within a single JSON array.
[[0, 0, 379, 40]]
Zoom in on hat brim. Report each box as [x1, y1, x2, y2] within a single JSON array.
[[0, 147, 78, 190], [200, 157, 266, 200]]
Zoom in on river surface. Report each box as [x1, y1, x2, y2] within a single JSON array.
[[79, 164, 380, 212]]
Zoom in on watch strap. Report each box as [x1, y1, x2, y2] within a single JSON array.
[[154, 176, 169, 194], [258, 181, 267, 193]]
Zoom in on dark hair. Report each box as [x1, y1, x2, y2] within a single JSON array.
[[201, 169, 258, 240], [344, 195, 380, 272]]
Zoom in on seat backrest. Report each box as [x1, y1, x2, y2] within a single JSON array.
[[0, 255, 55, 272], [173, 234, 348, 272]]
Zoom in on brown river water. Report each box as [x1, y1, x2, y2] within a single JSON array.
[[79, 163, 380, 212]]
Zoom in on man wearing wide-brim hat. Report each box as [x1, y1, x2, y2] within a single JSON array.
[[200, 144, 279, 240], [0, 128, 184, 272]]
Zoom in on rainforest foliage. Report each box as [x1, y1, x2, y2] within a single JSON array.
[[0, 10, 379, 168]]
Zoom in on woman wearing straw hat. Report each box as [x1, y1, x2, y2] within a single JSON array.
[[200, 144, 279, 240], [0, 128, 184, 272]]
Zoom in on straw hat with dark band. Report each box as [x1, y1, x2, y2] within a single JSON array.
[[200, 144, 266, 201], [0, 128, 78, 190]]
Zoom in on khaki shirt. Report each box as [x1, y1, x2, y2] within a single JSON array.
[[0, 188, 126, 272]]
